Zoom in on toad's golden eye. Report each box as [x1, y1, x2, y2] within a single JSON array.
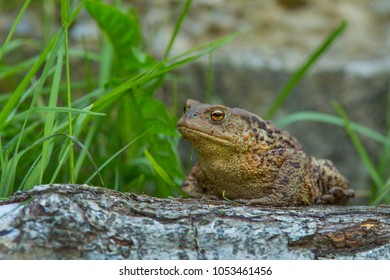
[[210, 109, 225, 121]]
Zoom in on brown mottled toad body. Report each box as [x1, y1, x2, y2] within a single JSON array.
[[177, 99, 355, 206]]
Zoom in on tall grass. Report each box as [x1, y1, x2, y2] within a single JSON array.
[[0, 0, 235, 198]]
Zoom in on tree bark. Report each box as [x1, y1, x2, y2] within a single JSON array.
[[0, 184, 389, 259]]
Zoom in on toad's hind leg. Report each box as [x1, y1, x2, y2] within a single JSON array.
[[314, 159, 355, 205], [237, 150, 318, 206]]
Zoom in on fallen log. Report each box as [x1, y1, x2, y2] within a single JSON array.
[[0, 184, 389, 259]]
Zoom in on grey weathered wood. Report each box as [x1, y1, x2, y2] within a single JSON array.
[[0, 184, 389, 259]]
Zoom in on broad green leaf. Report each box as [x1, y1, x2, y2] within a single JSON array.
[[85, 0, 155, 74], [137, 96, 177, 135]]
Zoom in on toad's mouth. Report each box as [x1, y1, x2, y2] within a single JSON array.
[[177, 126, 231, 145]]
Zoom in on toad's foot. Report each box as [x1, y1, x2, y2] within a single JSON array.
[[316, 186, 355, 205]]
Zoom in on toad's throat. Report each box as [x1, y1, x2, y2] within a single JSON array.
[[178, 126, 231, 145]]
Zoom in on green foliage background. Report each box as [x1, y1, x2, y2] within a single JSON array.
[[0, 0, 235, 198]]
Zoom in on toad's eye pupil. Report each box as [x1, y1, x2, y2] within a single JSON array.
[[210, 109, 225, 121]]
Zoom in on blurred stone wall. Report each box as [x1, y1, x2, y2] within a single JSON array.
[[2, 0, 390, 203]]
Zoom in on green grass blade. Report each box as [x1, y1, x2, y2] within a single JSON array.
[[265, 21, 348, 119], [74, 118, 99, 181], [68, 134, 104, 186], [92, 33, 236, 113], [84, 128, 152, 184], [150, 34, 237, 81], [205, 52, 213, 102], [62, 0, 75, 183], [19, 154, 42, 191], [144, 149, 187, 196], [2, 153, 17, 196], [0, 33, 59, 126], [50, 144, 69, 184], [164, 0, 192, 59], [0, 38, 40, 57], [277, 111, 388, 145], [0, 137, 7, 196], [0, 107, 105, 130], [40, 46, 64, 183], [0, 56, 38, 79], [13, 31, 65, 189], [168, 32, 237, 63], [172, 79, 179, 118], [376, 86, 390, 180], [114, 167, 120, 191], [69, 1, 84, 24], [332, 101, 384, 203], [0, 0, 31, 61], [93, 62, 164, 112], [97, 35, 113, 87], [82, 37, 95, 91], [373, 177, 390, 205], [2, 121, 40, 153], [18, 1, 82, 190], [31, 107, 105, 116], [377, 131, 390, 190], [146, 36, 235, 83], [11, 132, 103, 187], [68, 48, 100, 62]]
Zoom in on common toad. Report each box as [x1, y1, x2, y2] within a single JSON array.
[[177, 99, 355, 206]]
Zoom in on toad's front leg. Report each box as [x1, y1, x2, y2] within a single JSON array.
[[181, 162, 219, 200]]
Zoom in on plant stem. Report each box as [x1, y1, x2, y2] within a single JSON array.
[[62, 0, 75, 183]]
